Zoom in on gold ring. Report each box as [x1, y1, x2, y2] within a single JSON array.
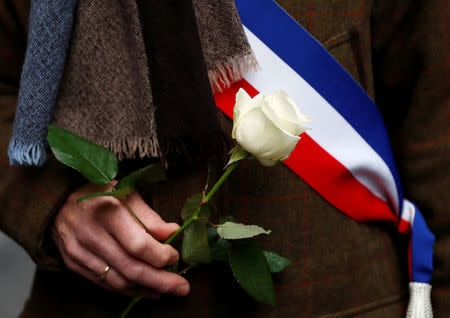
[[97, 265, 111, 281]]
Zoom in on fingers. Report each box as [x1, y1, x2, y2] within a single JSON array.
[[106, 206, 179, 268], [80, 229, 190, 296], [52, 181, 190, 298], [125, 191, 180, 241], [56, 234, 161, 299]]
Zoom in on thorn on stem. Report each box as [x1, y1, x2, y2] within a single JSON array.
[[178, 266, 193, 275]]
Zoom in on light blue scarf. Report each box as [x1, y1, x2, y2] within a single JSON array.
[[7, 0, 77, 166]]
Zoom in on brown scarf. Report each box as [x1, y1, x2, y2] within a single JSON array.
[[51, 0, 257, 167]]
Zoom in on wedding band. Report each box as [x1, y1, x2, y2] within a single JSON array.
[[97, 265, 111, 281]]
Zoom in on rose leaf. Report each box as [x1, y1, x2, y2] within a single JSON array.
[[262, 251, 291, 273], [228, 240, 275, 306], [217, 222, 271, 240], [182, 222, 212, 266], [181, 193, 211, 223], [211, 238, 232, 262], [76, 162, 166, 203], [111, 162, 166, 199], [165, 262, 179, 273], [219, 215, 237, 224], [47, 124, 117, 185]]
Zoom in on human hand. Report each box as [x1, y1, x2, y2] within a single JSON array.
[[51, 180, 189, 299]]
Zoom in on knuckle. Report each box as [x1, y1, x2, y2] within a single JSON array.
[[98, 197, 122, 214], [154, 246, 178, 268], [128, 237, 147, 256], [64, 239, 79, 259], [110, 276, 131, 291], [123, 264, 144, 282], [76, 228, 95, 248]]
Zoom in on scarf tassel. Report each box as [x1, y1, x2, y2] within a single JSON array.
[[209, 51, 259, 93], [90, 136, 160, 162], [8, 138, 47, 167]]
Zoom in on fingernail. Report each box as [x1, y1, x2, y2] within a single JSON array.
[[170, 222, 180, 230], [175, 284, 190, 296]]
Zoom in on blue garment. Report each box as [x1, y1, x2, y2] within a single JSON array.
[[7, 0, 77, 166]]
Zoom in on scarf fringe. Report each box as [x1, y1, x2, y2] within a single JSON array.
[[208, 50, 260, 93], [8, 138, 47, 167], [92, 136, 160, 162]]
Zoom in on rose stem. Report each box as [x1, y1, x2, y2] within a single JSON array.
[[121, 199, 154, 236], [119, 295, 143, 318], [164, 161, 239, 244], [120, 161, 240, 318]]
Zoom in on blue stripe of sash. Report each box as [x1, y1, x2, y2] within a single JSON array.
[[235, 0, 404, 211], [411, 204, 435, 283]]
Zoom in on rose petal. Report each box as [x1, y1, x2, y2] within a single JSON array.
[[235, 106, 300, 163], [233, 88, 252, 121], [261, 97, 307, 136], [232, 90, 264, 139], [256, 158, 278, 167], [286, 95, 311, 124], [270, 91, 310, 128], [278, 118, 309, 136], [269, 91, 299, 122]]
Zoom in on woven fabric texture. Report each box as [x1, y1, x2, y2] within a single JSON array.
[[8, 0, 257, 166], [407, 283, 433, 318], [192, 0, 259, 91], [7, 0, 77, 166], [51, 0, 159, 162]]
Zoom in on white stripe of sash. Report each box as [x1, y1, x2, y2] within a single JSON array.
[[243, 27, 399, 214]]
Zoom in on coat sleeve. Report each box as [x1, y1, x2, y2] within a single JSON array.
[[0, 0, 85, 270]]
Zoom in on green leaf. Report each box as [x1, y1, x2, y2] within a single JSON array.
[[77, 191, 116, 203], [207, 227, 218, 246], [217, 222, 271, 240], [182, 222, 212, 266], [165, 262, 179, 273], [207, 226, 231, 262], [76, 163, 166, 203], [112, 163, 166, 199], [226, 146, 249, 168], [47, 125, 118, 185], [263, 251, 291, 273], [181, 193, 211, 223], [212, 238, 231, 262], [219, 215, 237, 224], [179, 193, 215, 266], [228, 240, 275, 306]]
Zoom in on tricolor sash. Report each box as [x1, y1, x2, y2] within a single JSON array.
[[214, 1, 435, 317]]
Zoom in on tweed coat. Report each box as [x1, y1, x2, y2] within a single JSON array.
[[0, 0, 448, 317]]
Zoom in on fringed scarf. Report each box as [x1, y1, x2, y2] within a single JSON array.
[[8, 0, 258, 168]]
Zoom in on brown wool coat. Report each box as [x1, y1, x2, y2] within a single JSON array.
[[1, 0, 449, 317]]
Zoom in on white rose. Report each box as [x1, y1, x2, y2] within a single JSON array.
[[232, 88, 310, 166]]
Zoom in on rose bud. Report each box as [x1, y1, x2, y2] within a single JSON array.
[[232, 88, 310, 166]]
